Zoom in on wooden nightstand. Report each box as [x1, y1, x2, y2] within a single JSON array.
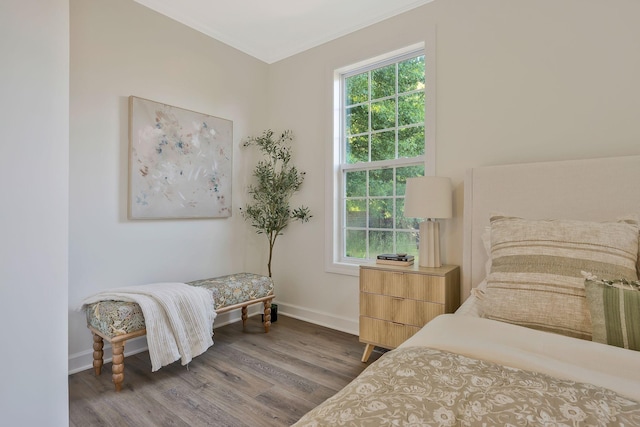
[[359, 263, 460, 362]]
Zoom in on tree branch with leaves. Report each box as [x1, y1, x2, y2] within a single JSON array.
[[240, 130, 312, 277]]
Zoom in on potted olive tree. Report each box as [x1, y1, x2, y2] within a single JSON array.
[[241, 129, 312, 285]]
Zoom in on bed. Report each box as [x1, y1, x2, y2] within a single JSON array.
[[294, 155, 640, 426]]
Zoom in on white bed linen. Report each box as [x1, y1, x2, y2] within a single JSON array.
[[454, 285, 485, 317], [400, 314, 640, 402]]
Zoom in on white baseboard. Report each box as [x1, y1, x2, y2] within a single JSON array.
[[275, 302, 359, 336], [68, 303, 359, 374], [68, 307, 260, 374], [68, 335, 149, 375]]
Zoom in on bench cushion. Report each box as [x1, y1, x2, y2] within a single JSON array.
[[85, 273, 273, 338], [187, 273, 273, 308]]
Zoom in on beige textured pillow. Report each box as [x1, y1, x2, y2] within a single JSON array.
[[483, 215, 639, 340]]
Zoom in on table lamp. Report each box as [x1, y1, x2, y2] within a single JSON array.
[[404, 176, 452, 267]]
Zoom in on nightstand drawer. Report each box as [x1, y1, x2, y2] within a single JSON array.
[[358, 264, 460, 361], [360, 293, 444, 327], [359, 268, 446, 303], [359, 316, 421, 349]]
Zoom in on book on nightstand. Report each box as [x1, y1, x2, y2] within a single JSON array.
[[376, 254, 414, 266]]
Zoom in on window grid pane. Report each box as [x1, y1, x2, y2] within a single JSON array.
[[341, 52, 426, 261], [343, 163, 424, 260]]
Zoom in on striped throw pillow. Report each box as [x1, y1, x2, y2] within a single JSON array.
[[483, 215, 639, 340], [584, 278, 640, 351]]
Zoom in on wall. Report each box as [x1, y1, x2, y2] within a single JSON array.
[[267, 0, 640, 332], [0, 0, 70, 425], [68, 0, 270, 371], [68, 0, 640, 371]]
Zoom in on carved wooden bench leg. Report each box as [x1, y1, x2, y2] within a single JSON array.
[[241, 305, 248, 329], [92, 333, 104, 376], [111, 341, 125, 392], [262, 300, 272, 333]]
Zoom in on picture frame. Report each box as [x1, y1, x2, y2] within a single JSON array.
[[128, 96, 232, 219]]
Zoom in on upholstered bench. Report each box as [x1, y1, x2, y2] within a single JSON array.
[[85, 273, 274, 391]]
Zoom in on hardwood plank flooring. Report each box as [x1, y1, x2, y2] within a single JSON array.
[[69, 315, 382, 427]]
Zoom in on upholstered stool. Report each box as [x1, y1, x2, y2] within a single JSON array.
[[85, 273, 274, 391]]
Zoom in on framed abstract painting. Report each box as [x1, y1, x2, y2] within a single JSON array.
[[128, 96, 232, 219]]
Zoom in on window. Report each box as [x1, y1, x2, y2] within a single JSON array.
[[327, 42, 435, 274]]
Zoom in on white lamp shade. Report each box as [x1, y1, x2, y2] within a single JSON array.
[[404, 176, 452, 219]]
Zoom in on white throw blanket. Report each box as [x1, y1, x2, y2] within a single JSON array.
[[81, 282, 217, 372]]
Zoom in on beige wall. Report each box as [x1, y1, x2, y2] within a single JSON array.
[[68, 0, 270, 370], [68, 0, 640, 370], [1, 0, 69, 424], [267, 0, 640, 331]]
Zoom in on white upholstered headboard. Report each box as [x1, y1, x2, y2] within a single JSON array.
[[462, 155, 640, 299]]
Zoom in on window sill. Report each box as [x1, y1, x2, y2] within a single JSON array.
[[325, 261, 361, 277]]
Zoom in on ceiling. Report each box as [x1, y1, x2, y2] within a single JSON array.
[[134, 0, 434, 64]]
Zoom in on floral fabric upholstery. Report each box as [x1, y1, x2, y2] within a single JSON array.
[[85, 273, 273, 338], [85, 300, 146, 339], [293, 347, 640, 426], [187, 273, 273, 309]]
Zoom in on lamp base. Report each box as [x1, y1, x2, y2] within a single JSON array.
[[418, 219, 442, 268]]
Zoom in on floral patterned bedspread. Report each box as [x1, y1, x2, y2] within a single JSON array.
[[293, 347, 640, 426]]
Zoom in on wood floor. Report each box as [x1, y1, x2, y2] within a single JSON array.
[[69, 315, 382, 427]]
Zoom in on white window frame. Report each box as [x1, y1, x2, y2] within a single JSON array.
[[325, 38, 436, 276]]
